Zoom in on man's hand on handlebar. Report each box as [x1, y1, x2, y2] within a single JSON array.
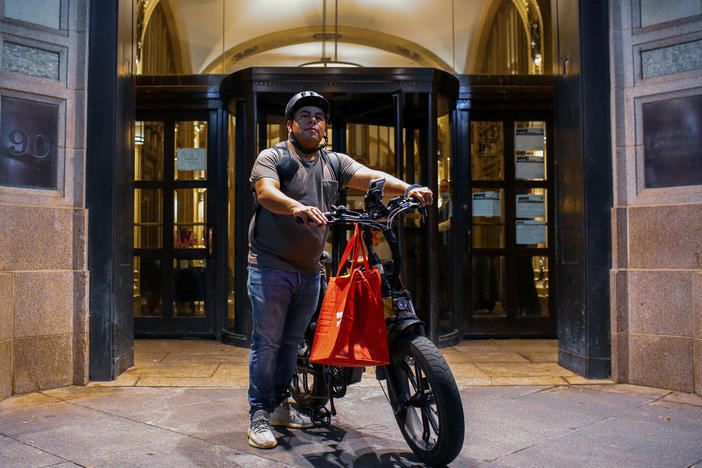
[[406, 186, 433, 207], [292, 204, 328, 227]]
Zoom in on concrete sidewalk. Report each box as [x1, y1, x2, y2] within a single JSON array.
[[1, 382, 702, 467]]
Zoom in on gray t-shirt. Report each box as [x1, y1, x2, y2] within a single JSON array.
[[248, 142, 362, 273]]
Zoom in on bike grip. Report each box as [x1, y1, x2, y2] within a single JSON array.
[[295, 214, 329, 226]]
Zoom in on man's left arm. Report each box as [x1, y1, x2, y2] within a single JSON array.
[[346, 166, 433, 206]]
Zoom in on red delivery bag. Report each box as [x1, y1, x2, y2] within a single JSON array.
[[310, 224, 390, 366]]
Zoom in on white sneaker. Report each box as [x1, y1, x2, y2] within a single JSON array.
[[247, 410, 277, 449], [270, 400, 314, 429]]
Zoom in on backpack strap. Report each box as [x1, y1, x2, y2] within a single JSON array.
[[252, 142, 289, 240], [272, 141, 288, 159], [321, 148, 342, 186]]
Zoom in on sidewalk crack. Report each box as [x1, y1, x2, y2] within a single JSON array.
[[0, 432, 88, 467]]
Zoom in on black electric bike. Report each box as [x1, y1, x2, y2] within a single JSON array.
[[291, 179, 465, 467]]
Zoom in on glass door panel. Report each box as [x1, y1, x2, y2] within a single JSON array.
[[173, 258, 206, 317], [401, 126, 427, 325], [437, 99, 454, 336], [133, 115, 216, 336], [471, 121, 504, 180], [515, 187, 548, 247], [516, 255, 549, 317], [472, 187, 505, 248], [174, 188, 207, 248], [471, 255, 506, 318], [135, 121, 164, 181], [345, 122, 396, 209], [133, 256, 163, 318], [134, 188, 163, 248], [514, 121, 546, 181]]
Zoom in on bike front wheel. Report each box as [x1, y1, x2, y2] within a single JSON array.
[[387, 334, 465, 466]]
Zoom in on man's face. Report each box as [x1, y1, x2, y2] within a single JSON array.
[[439, 180, 450, 194], [287, 105, 327, 150]]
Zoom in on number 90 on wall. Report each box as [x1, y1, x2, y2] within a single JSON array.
[[1, 96, 59, 190], [8, 129, 52, 159]]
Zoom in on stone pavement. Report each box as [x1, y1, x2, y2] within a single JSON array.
[[92, 339, 600, 388], [1, 340, 702, 467]]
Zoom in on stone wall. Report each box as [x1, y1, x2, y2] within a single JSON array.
[[610, 0, 702, 395], [0, 0, 89, 399]]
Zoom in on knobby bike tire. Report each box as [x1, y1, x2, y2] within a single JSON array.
[[388, 334, 465, 466]]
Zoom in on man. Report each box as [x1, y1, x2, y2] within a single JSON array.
[[438, 178, 452, 236], [246, 91, 433, 449], [437, 179, 452, 321]]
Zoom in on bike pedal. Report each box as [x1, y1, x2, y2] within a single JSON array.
[[311, 405, 332, 427]]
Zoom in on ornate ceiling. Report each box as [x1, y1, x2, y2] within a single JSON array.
[[139, 0, 544, 75], [138, 0, 490, 74]]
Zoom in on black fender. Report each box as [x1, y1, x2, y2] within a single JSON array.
[[376, 318, 424, 382], [387, 318, 425, 348]]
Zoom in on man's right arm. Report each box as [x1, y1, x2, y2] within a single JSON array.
[[254, 178, 328, 226]]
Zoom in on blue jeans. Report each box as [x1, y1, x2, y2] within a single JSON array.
[[247, 265, 321, 416]]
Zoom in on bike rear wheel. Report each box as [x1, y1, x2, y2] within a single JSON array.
[[387, 334, 465, 466], [291, 339, 329, 410]]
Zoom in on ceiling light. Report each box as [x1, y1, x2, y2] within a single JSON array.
[[299, 0, 361, 68]]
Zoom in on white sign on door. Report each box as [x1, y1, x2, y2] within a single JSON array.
[[472, 191, 501, 217], [516, 220, 546, 245], [514, 127, 545, 152], [515, 155, 544, 179], [177, 148, 207, 171], [516, 194, 545, 218]]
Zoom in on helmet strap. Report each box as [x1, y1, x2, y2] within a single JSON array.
[[290, 133, 328, 155]]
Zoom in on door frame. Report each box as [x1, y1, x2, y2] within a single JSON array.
[[134, 76, 229, 338], [455, 75, 556, 338]]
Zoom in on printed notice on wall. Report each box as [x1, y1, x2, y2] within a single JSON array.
[[514, 127, 545, 152], [177, 148, 207, 171], [516, 194, 545, 218], [515, 155, 544, 179], [472, 191, 501, 217], [516, 220, 546, 245]]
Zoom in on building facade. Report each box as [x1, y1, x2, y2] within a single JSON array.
[[0, 0, 89, 396], [1, 0, 701, 400], [609, 1, 702, 393]]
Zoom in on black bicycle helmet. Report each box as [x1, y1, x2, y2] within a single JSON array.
[[285, 91, 330, 121]]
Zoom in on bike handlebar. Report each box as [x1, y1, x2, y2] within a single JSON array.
[[322, 196, 425, 231]]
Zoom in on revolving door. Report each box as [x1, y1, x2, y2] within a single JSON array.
[[219, 67, 460, 347]]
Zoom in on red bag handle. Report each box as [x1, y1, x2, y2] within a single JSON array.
[[336, 224, 368, 277]]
